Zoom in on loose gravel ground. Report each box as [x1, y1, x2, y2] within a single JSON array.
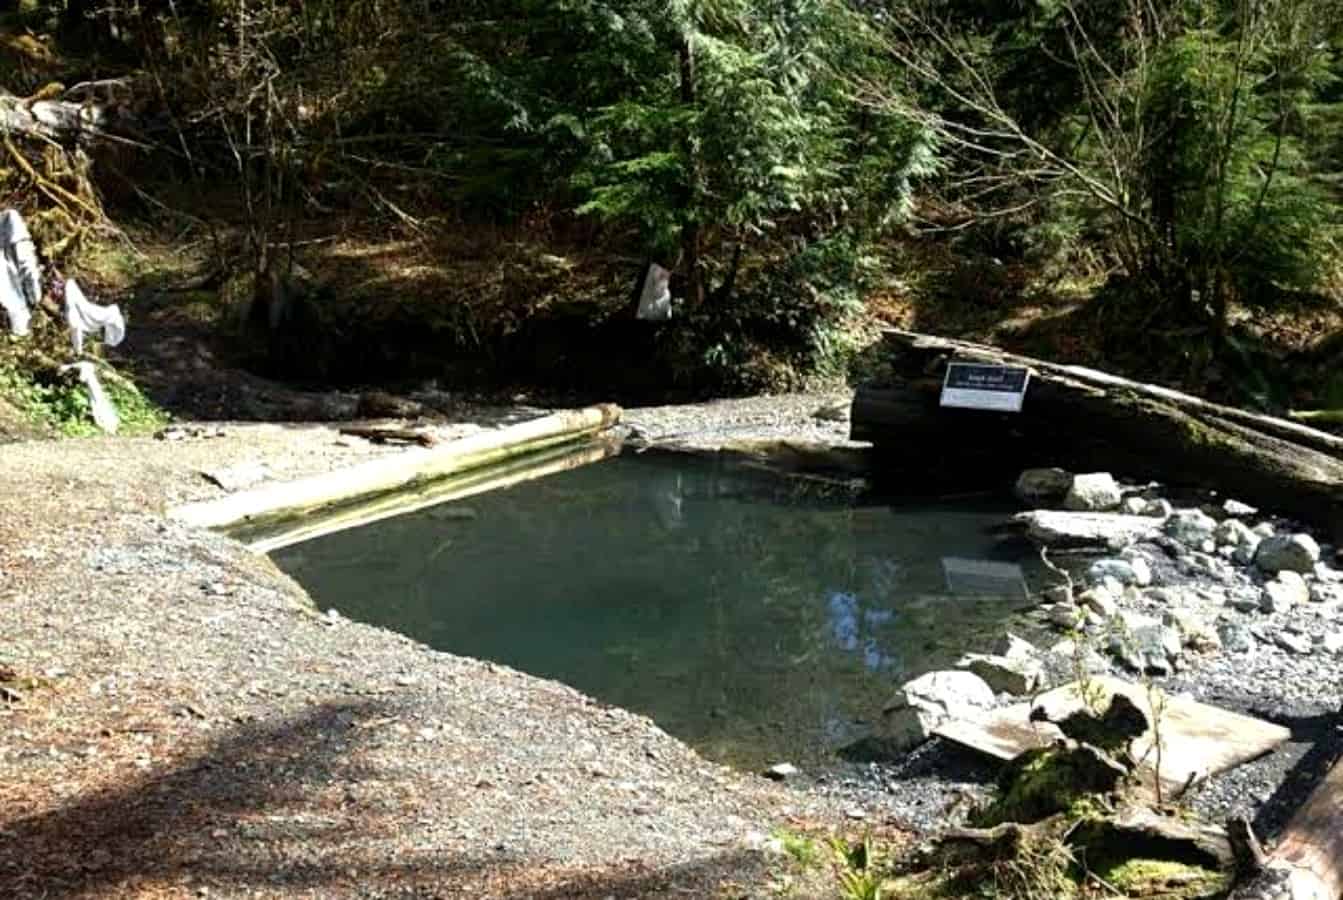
[[4, 388, 1341, 897], [0, 398, 863, 900]]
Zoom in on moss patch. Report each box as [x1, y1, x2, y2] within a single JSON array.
[[972, 746, 1123, 827], [1094, 857, 1230, 898]]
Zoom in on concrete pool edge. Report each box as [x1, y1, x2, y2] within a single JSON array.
[[167, 403, 622, 534]]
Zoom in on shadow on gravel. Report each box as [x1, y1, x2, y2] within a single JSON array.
[[1249, 706, 1343, 840], [0, 699, 777, 899]]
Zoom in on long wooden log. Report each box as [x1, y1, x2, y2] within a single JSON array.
[[1230, 756, 1343, 900], [851, 329, 1343, 537], [169, 404, 621, 530]]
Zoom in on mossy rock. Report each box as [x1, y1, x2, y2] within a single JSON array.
[[972, 743, 1127, 827], [1093, 857, 1230, 899]]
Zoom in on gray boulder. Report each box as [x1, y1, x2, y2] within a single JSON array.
[[956, 653, 1043, 696], [1014, 468, 1074, 506], [1310, 582, 1343, 605], [1165, 509, 1218, 547], [1254, 533, 1321, 574], [881, 671, 995, 750], [1063, 473, 1123, 512]]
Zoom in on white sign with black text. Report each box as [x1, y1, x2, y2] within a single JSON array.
[[939, 362, 1031, 413]]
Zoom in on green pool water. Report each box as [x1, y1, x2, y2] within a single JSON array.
[[271, 451, 1045, 769]]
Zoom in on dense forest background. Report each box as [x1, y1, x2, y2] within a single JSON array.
[[1, 0, 1341, 417]]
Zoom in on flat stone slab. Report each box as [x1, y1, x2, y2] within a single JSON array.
[[1012, 511, 1160, 548], [934, 676, 1290, 797]]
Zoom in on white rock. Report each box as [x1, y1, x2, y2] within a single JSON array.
[[1014, 511, 1159, 549], [1088, 557, 1152, 588], [1014, 468, 1074, 506], [1120, 496, 1148, 516], [1260, 571, 1309, 612], [1223, 499, 1258, 517], [993, 633, 1043, 661], [1322, 632, 1343, 655], [1063, 473, 1123, 512], [1254, 534, 1321, 574], [764, 763, 799, 781], [1078, 584, 1120, 618], [881, 671, 996, 750], [1274, 631, 1313, 655], [1252, 522, 1276, 538]]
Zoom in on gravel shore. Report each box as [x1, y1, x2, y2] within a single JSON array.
[[3, 389, 1340, 896], [0, 399, 858, 900]]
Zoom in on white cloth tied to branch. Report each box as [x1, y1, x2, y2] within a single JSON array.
[[0, 209, 41, 336], [65, 278, 125, 353], [59, 361, 119, 433]]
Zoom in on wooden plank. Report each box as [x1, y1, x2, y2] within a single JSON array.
[[935, 677, 1291, 798]]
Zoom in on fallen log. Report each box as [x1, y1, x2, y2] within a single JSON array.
[[851, 329, 1343, 538], [1231, 755, 1343, 900], [169, 404, 622, 530]]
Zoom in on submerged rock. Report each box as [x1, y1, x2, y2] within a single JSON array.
[[1254, 533, 1320, 574], [1063, 473, 1123, 512], [1014, 468, 1073, 506]]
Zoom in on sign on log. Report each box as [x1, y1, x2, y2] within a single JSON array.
[[940, 363, 1031, 413]]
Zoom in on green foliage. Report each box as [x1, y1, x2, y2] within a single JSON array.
[[0, 355, 166, 437], [829, 834, 886, 900], [772, 828, 822, 868]]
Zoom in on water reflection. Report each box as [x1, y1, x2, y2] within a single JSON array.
[[273, 453, 1044, 768]]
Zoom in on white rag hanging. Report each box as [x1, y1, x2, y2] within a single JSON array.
[[60, 361, 120, 434], [0, 258, 30, 336], [1, 209, 42, 307], [65, 278, 126, 354]]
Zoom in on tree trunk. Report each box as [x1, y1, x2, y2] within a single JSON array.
[[851, 329, 1343, 538], [1230, 756, 1343, 899], [677, 34, 703, 308]]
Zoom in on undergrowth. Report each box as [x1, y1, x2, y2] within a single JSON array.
[[0, 341, 167, 437]]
